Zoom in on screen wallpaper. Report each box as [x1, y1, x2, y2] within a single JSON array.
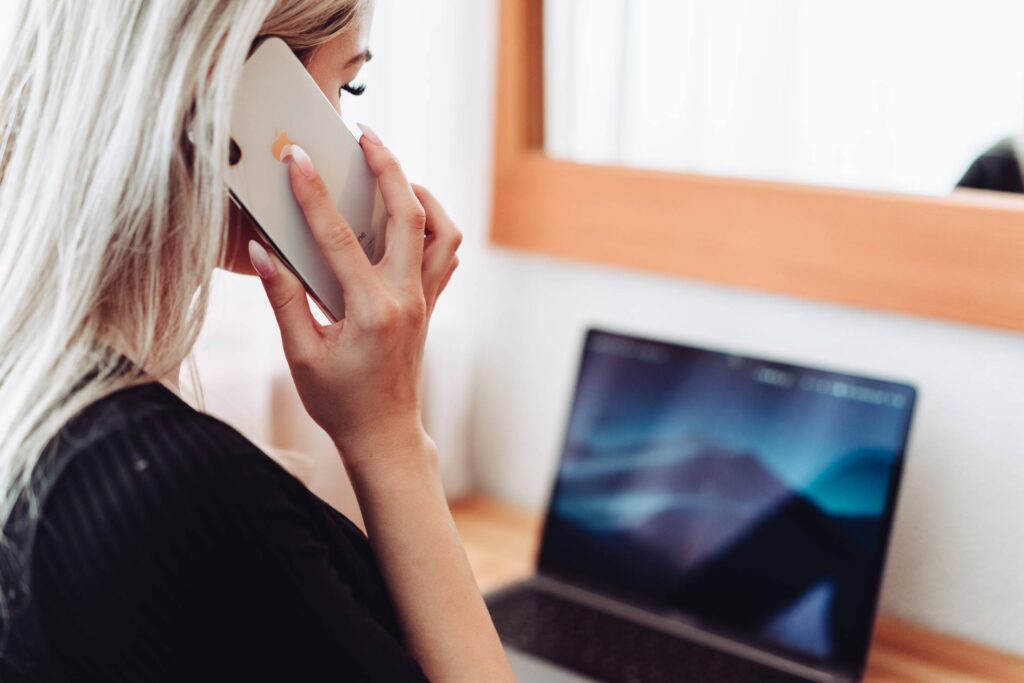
[[540, 332, 915, 670]]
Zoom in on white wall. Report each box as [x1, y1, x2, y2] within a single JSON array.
[[469, 248, 1024, 656]]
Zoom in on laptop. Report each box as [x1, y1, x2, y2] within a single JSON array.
[[487, 329, 916, 683]]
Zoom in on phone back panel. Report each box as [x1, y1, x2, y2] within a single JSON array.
[[228, 37, 386, 321]]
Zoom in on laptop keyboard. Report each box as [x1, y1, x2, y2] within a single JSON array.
[[487, 586, 817, 683]]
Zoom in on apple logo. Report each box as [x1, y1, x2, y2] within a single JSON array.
[[272, 129, 294, 162]]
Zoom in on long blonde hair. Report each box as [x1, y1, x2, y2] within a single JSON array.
[[0, 0, 364, 618]]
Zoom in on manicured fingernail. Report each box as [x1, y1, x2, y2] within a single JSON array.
[[357, 123, 383, 146], [248, 240, 276, 279], [284, 143, 315, 177]]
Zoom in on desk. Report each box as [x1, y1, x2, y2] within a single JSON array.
[[451, 497, 1024, 683]]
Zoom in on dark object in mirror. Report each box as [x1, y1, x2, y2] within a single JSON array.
[[957, 139, 1024, 195], [229, 138, 242, 166]]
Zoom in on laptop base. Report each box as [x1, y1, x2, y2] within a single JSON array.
[[488, 577, 847, 683]]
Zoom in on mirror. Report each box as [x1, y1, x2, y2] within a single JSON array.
[[544, 0, 1024, 196]]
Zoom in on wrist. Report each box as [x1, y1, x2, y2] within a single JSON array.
[[332, 416, 438, 475]]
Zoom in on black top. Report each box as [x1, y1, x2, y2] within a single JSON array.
[[0, 382, 428, 682], [957, 138, 1024, 194]]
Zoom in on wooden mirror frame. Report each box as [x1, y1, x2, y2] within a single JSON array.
[[490, 0, 1024, 332]]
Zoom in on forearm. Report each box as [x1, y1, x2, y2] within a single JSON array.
[[256, 123, 481, 678], [342, 433, 513, 682]]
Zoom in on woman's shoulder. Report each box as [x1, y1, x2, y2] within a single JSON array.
[[49, 381, 258, 468], [9, 384, 415, 680], [25, 383, 358, 567], [19, 382, 359, 583], [23, 383, 311, 570], [31, 383, 378, 581], [40, 382, 285, 506]]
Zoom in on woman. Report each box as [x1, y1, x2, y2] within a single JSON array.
[[0, 1, 514, 680]]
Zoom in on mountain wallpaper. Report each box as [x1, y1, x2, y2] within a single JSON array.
[[541, 336, 914, 669]]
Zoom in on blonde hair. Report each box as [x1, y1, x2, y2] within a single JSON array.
[[0, 0, 364, 631]]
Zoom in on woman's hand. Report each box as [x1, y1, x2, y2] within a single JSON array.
[[248, 130, 462, 468]]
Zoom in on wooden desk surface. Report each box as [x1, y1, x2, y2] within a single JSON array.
[[451, 497, 1024, 683]]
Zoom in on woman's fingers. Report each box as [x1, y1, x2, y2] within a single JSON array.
[[427, 257, 459, 317], [249, 240, 320, 360], [358, 130, 427, 283], [437, 256, 459, 300], [413, 184, 462, 304], [284, 137, 453, 328], [285, 144, 378, 311]]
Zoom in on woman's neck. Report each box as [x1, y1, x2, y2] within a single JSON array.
[[160, 365, 182, 393], [105, 335, 184, 395]]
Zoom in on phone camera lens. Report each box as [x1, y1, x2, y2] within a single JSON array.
[[229, 139, 242, 166]]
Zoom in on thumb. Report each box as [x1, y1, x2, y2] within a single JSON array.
[[248, 240, 319, 359]]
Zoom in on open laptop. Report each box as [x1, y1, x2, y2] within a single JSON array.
[[487, 329, 916, 683]]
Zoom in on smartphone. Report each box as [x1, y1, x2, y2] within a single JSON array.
[[227, 37, 386, 322]]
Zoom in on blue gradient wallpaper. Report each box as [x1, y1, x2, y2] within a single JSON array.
[[540, 331, 916, 671]]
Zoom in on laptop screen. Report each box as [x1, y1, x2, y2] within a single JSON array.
[[539, 330, 916, 674]]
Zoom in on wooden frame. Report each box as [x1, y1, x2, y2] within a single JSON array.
[[491, 0, 1024, 332]]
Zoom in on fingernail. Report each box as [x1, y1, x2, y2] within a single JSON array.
[[248, 240, 276, 279], [284, 143, 315, 178], [357, 123, 383, 146]]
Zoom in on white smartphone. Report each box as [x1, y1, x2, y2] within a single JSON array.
[[227, 37, 386, 322]]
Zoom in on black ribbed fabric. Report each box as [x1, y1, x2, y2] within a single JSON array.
[[0, 383, 429, 682]]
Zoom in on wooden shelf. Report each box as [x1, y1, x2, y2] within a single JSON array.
[[451, 496, 1024, 682]]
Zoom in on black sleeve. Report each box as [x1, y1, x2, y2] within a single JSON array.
[[31, 408, 429, 683]]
